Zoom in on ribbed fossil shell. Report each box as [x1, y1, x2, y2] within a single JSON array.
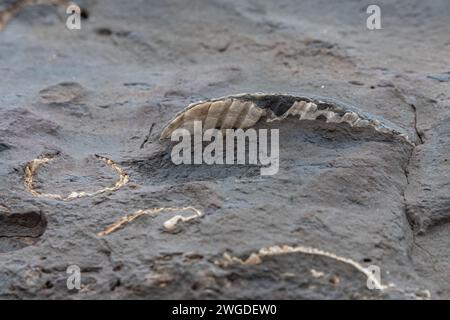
[[160, 93, 414, 145]]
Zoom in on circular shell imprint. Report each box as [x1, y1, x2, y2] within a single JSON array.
[[160, 93, 414, 145], [24, 155, 129, 200]]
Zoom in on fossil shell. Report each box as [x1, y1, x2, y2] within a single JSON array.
[[24, 155, 129, 201], [160, 93, 415, 145], [218, 243, 390, 290]]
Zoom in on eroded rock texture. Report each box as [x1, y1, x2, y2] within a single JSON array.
[[0, 0, 449, 299]]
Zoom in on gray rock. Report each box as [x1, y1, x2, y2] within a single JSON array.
[[0, 0, 449, 299]]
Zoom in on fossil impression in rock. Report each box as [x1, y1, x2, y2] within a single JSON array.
[[97, 206, 203, 236], [160, 93, 414, 145], [24, 155, 129, 200], [217, 244, 391, 291]]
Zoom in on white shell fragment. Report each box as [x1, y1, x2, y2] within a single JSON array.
[[216, 244, 393, 291], [24, 155, 129, 201], [97, 206, 203, 236], [160, 93, 415, 145]]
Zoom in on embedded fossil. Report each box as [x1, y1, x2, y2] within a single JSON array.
[[217, 244, 432, 298], [24, 154, 129, 200], [97, 206, 203, 236], [160, 93, 414, 145], [217, 244, 392, 291]]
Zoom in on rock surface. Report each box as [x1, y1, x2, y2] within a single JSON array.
[[0, 0, 449, 299]]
